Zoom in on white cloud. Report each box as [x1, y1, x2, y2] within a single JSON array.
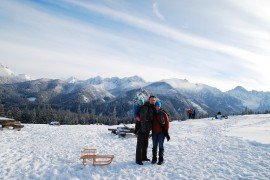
[[228, 0, 270, 23], [152, 2, 165, 21], [67, 1, 260, 65], [1, 0, 270, 92]]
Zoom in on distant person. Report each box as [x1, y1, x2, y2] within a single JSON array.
[[187, 109, 192, 119], [215, 111, 223, 119], [135, 95, 156, 165], [90, 118, 95, 124], [151, 101, 170, 165], [191, 109, 196, 119], [134, 98, 144, 134]]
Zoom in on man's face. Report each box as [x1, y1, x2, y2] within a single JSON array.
[[149, 97, 156, 105]]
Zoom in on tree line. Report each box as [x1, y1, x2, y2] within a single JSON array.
[[1, 104, 268, 125], [241, 106, 270, 115], [0, 104, 133, 125]]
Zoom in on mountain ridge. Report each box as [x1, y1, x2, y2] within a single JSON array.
[[1, 65, 270, 119]]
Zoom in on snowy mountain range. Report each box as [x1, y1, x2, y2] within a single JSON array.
[[227, 86, 270, 112], [1, 65, 269, 118]]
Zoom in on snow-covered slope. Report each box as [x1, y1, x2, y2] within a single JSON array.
[[161, 78, 221, 95], [152, 79, 242, 115], [1, 114, 269, 179], [0, 64, 31, 84]]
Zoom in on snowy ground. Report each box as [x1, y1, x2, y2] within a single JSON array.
[[1, 114, 270, 180]]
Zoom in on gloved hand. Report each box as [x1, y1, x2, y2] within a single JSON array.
[[165, 134, 170, 141], [164, 132, 170, 141]]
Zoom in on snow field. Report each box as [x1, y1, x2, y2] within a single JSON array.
[[1, 115, 270, 180]]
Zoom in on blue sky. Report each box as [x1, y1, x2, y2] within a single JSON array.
[[0, 0, 270, 92]]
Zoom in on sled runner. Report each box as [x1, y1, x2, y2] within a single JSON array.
[[80, 149, 114, 166]]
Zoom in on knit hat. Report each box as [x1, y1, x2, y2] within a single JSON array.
[[155, 101, 161, 107], [137, 98, 144, 105]]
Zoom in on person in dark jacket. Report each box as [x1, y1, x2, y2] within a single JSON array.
[[151, 101, 170, 165], [191, 109, 196, 119], [135, 95, 156, 165]]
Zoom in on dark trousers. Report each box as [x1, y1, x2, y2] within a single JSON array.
[[152, 132, 165, 163], [152, 132, 165, 150], [136, 132, 149, 162]]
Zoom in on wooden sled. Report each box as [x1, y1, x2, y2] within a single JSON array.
[[80, 149, 114, 166], [1, 120, 24, 131], [108, 125, 135, 137]]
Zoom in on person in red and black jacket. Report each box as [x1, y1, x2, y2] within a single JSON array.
[[151, 101, 170, 165]]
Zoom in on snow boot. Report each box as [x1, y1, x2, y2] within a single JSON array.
[[142, 146, 150, 161], [157, 149, 164, 165], [136, 161, 143, 165], [151, 147, 157, 164]]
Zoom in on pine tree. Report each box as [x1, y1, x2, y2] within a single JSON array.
[[0, 104, 5, 117], [31, 108, 37, 124], [90, 109, 96, 124], [111, 106, 117, 125], [77, 104, 82, 125]]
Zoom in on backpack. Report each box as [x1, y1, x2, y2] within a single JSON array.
[[160, 109, 170, 127]]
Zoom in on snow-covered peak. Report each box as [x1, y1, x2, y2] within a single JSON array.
[[161, 78, 220, 94], [161, 78, 195, 89], [122, 75, 145, 83], [65, 76, 79, 84], [85, 76, 103, 85], [226, 86, 270, 110], [120, 76, 146, 87], [84, 76, 146, 91], [0, 64, 32, 84], [0, 64, 15, 77], [232, 86, 247, 92], [16, 74, 32, 81]]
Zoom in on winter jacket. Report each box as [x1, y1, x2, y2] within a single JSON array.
[[134, 104, 141, 117], [153, 109, 169, 133], [139, 102, 156, 133]]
